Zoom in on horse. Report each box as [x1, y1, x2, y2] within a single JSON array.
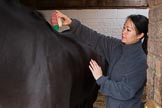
[[0, 0, 103, 108]]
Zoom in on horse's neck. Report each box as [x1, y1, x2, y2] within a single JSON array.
[[0, 0, 20, 5]]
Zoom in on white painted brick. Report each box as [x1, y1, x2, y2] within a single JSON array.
[[78, 9, 99, 18], [41, 9, 149, 39], [117, 9, 137, 18], [136, 9, 149, 17], [61, 10, 80, 19], [97, 9, 118, 18]]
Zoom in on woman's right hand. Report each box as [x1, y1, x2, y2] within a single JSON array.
[[89, 59, 103, 80], [55, 10, 72, 26]]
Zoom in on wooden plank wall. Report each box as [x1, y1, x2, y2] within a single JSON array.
[[20, 0, 148, 10]]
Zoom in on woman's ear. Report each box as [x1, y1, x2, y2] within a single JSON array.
[[137, 33, 144, 39]]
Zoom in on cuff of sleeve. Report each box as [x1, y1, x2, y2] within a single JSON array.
[[69, 19, 80, 30], [96, 76, 107, 86]]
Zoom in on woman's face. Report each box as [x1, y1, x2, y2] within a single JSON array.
[[121, 18, 143, 45]]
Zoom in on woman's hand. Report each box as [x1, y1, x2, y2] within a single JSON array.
[[89, 59, 103, 80], [55, 10, 72, 26]]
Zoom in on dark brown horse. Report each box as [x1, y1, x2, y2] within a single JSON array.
[[0, 0, 103, 108]]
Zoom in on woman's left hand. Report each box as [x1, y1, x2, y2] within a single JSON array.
[[89, 59, 103, 80]]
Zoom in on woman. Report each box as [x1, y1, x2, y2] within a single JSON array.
[[55, 10, 148, 108]]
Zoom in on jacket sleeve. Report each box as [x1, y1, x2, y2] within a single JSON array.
[[67, 19, 119, 62], [96, 59, 147, 100]]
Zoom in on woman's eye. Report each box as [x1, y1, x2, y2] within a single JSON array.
[[122, 27, 126, 31], [127, 29, 131, 32]]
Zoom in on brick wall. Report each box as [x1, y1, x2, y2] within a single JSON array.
[[41, 9, 148, 39], [146, 0, 162, 107]]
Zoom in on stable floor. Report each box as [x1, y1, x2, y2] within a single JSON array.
[[93, 92, 106, 108]]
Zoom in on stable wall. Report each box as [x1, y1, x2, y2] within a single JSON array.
[[146, 0, 162, 108], [41, 9, 148, 39]]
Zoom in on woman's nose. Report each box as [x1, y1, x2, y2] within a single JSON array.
[[122, 29, 126, 35]]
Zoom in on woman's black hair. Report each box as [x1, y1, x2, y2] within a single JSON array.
[[127, 15, 149, 55]]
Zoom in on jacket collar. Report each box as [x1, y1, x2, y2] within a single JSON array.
[[121, 41, 142, 54]]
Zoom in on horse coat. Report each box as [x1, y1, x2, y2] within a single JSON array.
[[0, 0, 102, 108]]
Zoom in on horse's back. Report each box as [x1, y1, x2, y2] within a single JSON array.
[[0, 1, 100, 108]]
